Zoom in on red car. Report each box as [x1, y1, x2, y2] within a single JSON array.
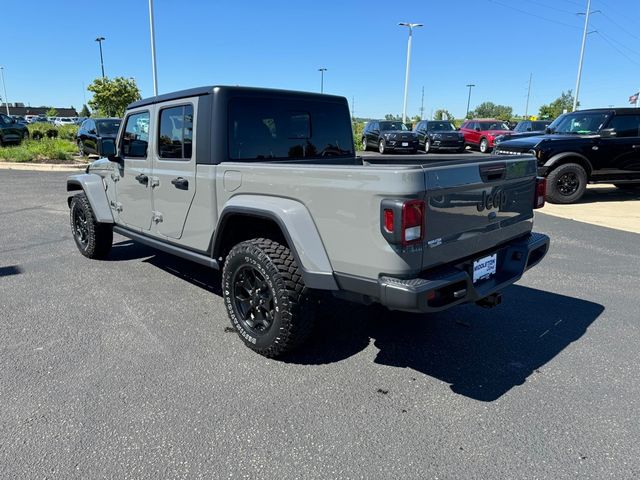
[[460, 119, 512, 153]]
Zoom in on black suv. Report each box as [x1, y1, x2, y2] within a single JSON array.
[[494, 119, 554, 147], [414, 120, 465, 153], [77, 118, 121, 156], [494, 108, 640, 203], [362, 120, 418, 154], [0, 113, 29, 145]]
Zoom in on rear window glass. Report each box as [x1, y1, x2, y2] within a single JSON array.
[[96, 120, 121, 135], [228, 97, 354, 161]]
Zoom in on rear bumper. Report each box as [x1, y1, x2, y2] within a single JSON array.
[[363, 232, 549, 313]]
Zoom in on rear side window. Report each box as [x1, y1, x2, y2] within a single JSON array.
[[158, 104, 194, 159], [122, 111, 150, 158], [228, 97, 354, 161], [607, 115, 640, 138]]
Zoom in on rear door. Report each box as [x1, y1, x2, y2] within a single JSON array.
[[150, 100, 197, 239], [598, 113, 640, 179], [115, 109, 153, 230]]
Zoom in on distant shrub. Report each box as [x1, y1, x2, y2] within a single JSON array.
[[28, 123, 58, 140], [352, 121, 365, 151], [57, 124, 79, 141]]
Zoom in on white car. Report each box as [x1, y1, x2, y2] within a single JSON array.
[[54, 117, 76, 126]]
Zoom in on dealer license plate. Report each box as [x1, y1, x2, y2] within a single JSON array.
[[402, 142, 408, 147], [473, 253, 497, 283]]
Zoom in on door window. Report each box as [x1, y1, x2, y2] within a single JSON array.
[[122, 111, 150, 158], [158, 104, 194, 159], [607, 115, 640, 138]]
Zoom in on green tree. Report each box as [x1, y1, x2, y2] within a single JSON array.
[[46, 107, 58, 117], [87, 76, 142, 117], [470, 102, 513, 121], [411, 115, 422, 123], [79, 104, 91, 117], [384, 113, 401, 121], [539, 90, 576, 119], [434, 109, 454, 121]]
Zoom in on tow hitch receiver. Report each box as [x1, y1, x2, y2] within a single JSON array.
[[476, 292, 503, 309]]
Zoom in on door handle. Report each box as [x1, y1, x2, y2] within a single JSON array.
[[135, 173, 148, 185], [171, 177, 189, 190]]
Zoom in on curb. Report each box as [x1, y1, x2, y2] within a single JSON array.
[[0, 161, 89, 172]]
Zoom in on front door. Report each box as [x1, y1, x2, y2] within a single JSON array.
[[116, 110, 153, 230], [151, 102, 197, 239]]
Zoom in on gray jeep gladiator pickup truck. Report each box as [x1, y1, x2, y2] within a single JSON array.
[[67, 86, 550, 357]]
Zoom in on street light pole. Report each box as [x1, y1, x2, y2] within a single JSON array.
[[399, 22, 423, 124], [148, 0, 159, 96], [525, 73, 532, 119], [0, 67, 9, 115], [95, 36, 105, 78], [318, 68, 327, 93], [465, 84, 475, 118], [573, 0, 592, 112]]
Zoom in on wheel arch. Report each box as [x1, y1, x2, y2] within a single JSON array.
[[66, 173, 114, 223], [213, 196, 338, 290], [543, 152, 593, 176]]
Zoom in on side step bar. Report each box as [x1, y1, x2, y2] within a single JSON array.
[[113, 226, 219, 270]]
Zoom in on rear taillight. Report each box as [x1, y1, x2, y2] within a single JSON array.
[[380, 199, 426, 246], [534, 177, 546, 209], [402, 200, 425, 245], [383, 209, 394, 232]]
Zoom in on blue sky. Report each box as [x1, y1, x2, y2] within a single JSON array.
[[2, 0, 639, 118]]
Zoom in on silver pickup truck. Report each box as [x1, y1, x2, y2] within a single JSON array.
[[67, 86, 549, 357]]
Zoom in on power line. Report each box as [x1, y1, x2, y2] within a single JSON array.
[[486, 0, 582, 29], [594, 31, 640, 67], [591, 24, 640, 57], [525, 0, 576, 15], [599, 11, 640, 41]]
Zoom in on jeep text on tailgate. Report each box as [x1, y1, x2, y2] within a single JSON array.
[[67, 86, 550, 357]]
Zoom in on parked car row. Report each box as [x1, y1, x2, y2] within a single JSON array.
[[361, 117, 551, 154]]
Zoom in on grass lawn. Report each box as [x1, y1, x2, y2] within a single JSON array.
[[0, 138, 80, 163]]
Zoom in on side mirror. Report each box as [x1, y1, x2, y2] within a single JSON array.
[[100, 138, 119, 160], [545, 127, 552, 134], [475, 127, 481, 132], [526, 127, 532, 132], [373, 129, 380, 134], [89, 129, 97, 135], [599, 128, 616, 138]]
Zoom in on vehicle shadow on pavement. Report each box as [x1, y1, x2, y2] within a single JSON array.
[[572, 187, 640, 204], [287, 286, 604, 402], [107, 243, 603, 402]]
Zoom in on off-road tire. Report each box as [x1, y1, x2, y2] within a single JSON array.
[[378, 139, 386, 154], [424, 139, 431, 153], [361, 137, 368, 151], [613, 183, 640, 191], [479, 138, 490, 153], [77, 140, 86, 156], [222, 238, 314, 358], [546, 163, 588, 204], [69, 192, 113, 259]]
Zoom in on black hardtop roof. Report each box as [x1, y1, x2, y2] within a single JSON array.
[[569, 107, 638, 114], [127, 85, 347, 110]]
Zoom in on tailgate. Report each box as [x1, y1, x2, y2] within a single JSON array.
[[421, 156, 537, 270]]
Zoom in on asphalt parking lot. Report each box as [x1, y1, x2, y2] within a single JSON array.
[[1, 169, 639, 479]]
